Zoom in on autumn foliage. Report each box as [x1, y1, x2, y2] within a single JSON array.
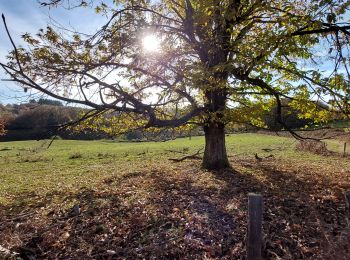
[[0, 118, 7, 136], [2, 1, 350, 169]]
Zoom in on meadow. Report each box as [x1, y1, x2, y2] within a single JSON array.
[[1, 133, 350, 259]]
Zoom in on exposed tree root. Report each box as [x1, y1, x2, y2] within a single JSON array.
[[169, 148, 203, 162]]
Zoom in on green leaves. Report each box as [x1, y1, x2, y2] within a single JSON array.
[[2, 0, 350, 134]]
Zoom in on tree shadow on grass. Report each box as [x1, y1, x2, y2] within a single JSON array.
[[212, 160, 350, 259], [1, 160, 350, 259], [1, 170, 237, 259]]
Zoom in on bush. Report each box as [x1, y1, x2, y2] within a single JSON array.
[[0, 119, 6, 136], [295, 140, 331, 155]]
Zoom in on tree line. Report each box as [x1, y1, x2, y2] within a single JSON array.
[[1, 98, 343, 141], [2, 0, 350, 169]]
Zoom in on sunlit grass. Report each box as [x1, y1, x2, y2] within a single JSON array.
[[0, 133, 348, 205]]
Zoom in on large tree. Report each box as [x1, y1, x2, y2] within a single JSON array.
[[1, 0, 350, 169]]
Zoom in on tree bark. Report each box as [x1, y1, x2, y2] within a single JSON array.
[[202, 122, 230, 170]]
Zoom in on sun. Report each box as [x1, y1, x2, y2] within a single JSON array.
[[142, 35, 161, 53]]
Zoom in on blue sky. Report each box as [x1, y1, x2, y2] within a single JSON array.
[[0, 0, 110, 104], [0, 1, 347, 105]]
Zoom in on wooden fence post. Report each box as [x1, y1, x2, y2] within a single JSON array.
[[247, 193, 263, 260], [343, 143, 347, 157], [345, 191, 350, 227]]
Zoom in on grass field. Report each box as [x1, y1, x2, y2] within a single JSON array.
[[1, 133, 350, 259]]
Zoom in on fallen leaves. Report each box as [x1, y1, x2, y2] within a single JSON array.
[[1, 155, 350, 259]]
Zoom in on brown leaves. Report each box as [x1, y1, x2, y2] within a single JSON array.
[[296, 140, 331, 155], [1, 155, 350, 259], [0, 119, 6, 136]]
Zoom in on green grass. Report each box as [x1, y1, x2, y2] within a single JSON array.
[[330, 120, 350, 129], [1, 133, 350, 259], [0, 133, 346, 205]]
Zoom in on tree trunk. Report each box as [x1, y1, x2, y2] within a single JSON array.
[[202, 122, 230, 170]]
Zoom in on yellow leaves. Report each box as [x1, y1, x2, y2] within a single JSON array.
[[95, 3, 108, 14], [73, 111, 148, 136], [329, 74, 347, 91], [73, 34, 81, 42], [21, 33, 39, 45], [45, 26, 59, 43], [290, 98, 333, 124], [206, 9, 212, 16], [33, 47, 50, 59], [7, 47, 31, 65], [80, 51, 92, 63], [224, 102, 267, 128], [250, 118, 266, 128], [95, 6, 102, 14], [97, 43, 107, 52], [284, 5, 293, 13], [72, 108, 199, 138], [317, 110, 330, 122]]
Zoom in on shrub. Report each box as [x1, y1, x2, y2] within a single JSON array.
[[295, 140, 331, 155], [0, 121, 6, 136]]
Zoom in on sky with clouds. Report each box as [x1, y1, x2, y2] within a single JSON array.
[[0, 0, 111, 104]]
